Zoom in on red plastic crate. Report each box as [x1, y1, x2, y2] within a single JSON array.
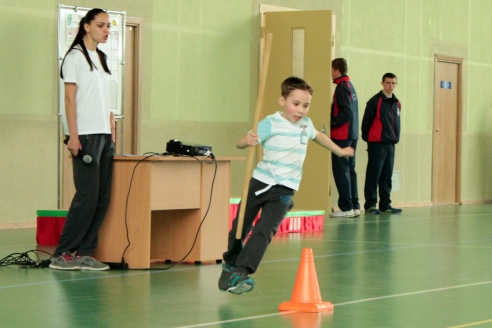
[[36, 210, 68, 245]]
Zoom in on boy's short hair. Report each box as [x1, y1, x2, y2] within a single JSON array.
[[281, 76, 314, 98], [382, 72, 397, 82], [332, 58, 348, 76]]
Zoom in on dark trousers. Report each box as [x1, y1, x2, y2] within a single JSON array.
[[331, 139, 359, 211], [55, 134, 114, 257], [363, 142, 395, 210], [223, 178, 294, 274]]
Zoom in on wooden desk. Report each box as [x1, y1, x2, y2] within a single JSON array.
[[95, 155, 235, 269]]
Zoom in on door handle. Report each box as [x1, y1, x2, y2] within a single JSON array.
[[435, 129, 441, 132], [320, 124, 327, 134]]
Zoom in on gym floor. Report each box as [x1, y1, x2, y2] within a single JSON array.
[[1, 204, 492, 327]]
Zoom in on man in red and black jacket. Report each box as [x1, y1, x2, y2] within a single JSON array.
[[361, 72, 402, 214], [329, 58, 360, 218]]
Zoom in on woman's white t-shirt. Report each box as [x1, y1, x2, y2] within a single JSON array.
[[61, 46, 111, 135]]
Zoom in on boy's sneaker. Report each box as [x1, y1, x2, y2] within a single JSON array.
[[49, 252, 80, 270], [380, 206, 403, 214], [365, 207, 380, 214], [353, 209, 361, 217], [227, 272, 255, 295], [329, 209, 355, 218], [76, 256, 110, 271], [218, 263, 235, 291]]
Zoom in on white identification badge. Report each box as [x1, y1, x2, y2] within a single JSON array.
[[300, 133, 308, 144]]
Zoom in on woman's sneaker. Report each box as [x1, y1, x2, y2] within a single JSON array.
[[76, 256, 110, 271], [49, 252, 80, 270], [227, 273, 254, 295]]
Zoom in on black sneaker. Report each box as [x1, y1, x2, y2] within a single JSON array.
[[227, 272, 255, 295], [218, 263, 235, 291], [380, 206, 402, 214], [365, 207, 380, 214]]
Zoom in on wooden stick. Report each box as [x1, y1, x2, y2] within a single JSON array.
[[235, 33, 273, 239]]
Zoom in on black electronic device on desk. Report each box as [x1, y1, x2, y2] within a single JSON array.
[[166, 139, 212, 157]]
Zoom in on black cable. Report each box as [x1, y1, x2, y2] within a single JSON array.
[[142, 152, 163, 156], [0, 153, 216, 271], [121, 154, 157, 264], [0, 250, 53, 268], [120, 152, 217, 270], [149, 154, 217, 270]]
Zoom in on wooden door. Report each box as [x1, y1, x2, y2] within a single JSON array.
[[432, 55, 462, 204], [262, 10, 334, 213], [115, 21, 141, 155]]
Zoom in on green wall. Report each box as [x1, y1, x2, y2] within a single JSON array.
[[338, 0, 492, 207], [0, 0, 491, 225]]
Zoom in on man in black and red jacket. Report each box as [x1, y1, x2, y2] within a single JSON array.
[[361, 72, 402, 214], [329, 58, 360, 218]]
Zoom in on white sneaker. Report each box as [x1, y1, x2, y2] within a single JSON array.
[[329, 209, 355, 218], [354, 209, 361, 217]]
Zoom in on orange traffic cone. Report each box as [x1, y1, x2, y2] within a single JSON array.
[[278, 248, 334, 313]]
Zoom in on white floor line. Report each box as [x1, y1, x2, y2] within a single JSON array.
[[4, 239, 491, 290], [263, 241, 485, 265], [447, 318, 492, 328], [325, 212, 492, 227], [177, 280, 492, 328]]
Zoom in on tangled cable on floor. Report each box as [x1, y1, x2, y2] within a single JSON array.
[[0, 250, 52, 268]]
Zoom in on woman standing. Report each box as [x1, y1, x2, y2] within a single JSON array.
[[50, 8, 115, 271]]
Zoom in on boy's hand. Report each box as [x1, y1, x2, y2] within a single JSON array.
[[245, 132, 259, 147], [236, 131, 259, 149]]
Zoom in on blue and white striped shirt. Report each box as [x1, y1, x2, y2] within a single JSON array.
[[252, 111, 316, 191]]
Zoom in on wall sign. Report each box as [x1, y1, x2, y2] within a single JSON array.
[[440, 81, 452, 89]]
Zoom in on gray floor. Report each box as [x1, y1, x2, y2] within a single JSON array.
[[1, 205, 492, 327]]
